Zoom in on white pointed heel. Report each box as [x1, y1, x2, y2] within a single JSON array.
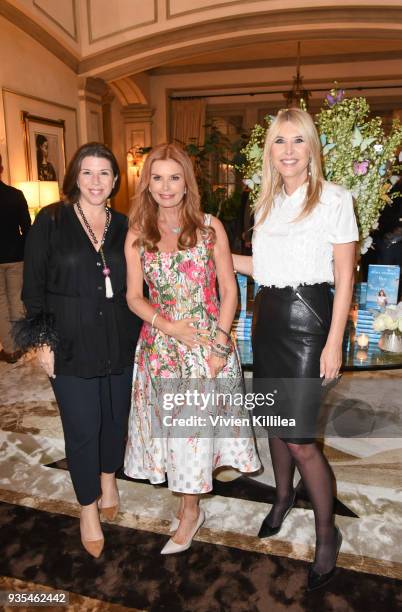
[[161, 508, 205, 554], [169, 515, 180, 532]]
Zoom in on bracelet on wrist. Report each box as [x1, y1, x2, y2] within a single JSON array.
[[211, 347, 228, 358], [213, 342, 230, 354], [216, 326, 232, 342], [151, 312, 159, 328]]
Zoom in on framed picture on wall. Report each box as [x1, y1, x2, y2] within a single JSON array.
[[22, 111, 66, 188]]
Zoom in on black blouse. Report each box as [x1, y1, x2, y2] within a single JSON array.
[[21, 202, 141, 378]]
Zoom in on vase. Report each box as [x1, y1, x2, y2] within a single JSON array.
[[378, 330, 402, 353]]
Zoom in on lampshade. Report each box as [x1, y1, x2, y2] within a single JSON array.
[[14, 181, 60, 219]]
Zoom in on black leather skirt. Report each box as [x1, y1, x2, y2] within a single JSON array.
[[252, 283, 333, 444]]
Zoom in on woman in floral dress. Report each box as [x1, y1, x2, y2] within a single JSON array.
[[124, 144, 260, 554]]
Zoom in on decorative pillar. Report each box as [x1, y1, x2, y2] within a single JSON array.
[[78, 77, 108, 143]]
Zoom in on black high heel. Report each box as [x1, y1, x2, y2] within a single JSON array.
[[307, 526, 342, 591], [258, 491, 296, 538]]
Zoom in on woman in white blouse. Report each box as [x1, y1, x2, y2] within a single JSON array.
[[233, 108, 358, 591]]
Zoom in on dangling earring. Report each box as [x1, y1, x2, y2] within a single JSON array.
[[308, 159, 312, 177]]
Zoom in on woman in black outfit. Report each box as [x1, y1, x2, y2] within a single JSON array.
[[16, 142, 141, 558], [234, 109, 358, 591]]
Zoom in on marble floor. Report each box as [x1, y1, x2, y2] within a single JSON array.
[[0, 352, 401, 589]]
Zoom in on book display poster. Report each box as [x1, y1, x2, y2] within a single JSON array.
[[237, 274, 248, 315], [366, 264, 400, 309]]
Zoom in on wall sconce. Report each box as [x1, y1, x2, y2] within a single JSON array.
[[127, 146, 146, 177], [14, 180, 60, 220]]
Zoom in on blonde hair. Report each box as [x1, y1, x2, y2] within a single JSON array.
[[254, 108, 323, 226], [128, 143, 214, 251]]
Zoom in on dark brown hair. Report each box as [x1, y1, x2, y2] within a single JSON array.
[[62, 142, 120, 203], [128, 143, 214, 252]]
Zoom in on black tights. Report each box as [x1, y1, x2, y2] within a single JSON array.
[[268, 436, 337, 573]]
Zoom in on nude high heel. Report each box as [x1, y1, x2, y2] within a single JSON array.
[[99, 491, 120, 521], [99, 504, 119, 521], [169, 498, 184, 532], [169, 515, 180, 532], [81, 536, 104, 558], [80, 519, 104, 558], [161, 509, 205, 554]]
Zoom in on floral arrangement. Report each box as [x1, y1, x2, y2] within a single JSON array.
[[240, 88, 402, 253], [373, 303, 402, 333]]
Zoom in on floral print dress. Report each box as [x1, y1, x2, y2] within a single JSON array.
[[124, 217, 260, 493]]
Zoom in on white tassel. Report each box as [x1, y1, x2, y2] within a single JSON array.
[[105, 275, 114, 298]]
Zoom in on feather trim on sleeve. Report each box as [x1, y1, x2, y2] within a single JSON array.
[[12, 313, 59, 352]]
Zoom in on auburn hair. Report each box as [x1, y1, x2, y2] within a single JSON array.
[[254, 108, 323, 226], [128, 143, 214, 251]]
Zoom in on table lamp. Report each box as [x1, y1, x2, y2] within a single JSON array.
[[14, 181, 60, 220]]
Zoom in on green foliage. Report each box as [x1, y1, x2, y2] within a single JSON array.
[[184, 123, 245, 221], [238, 90, 402, 252], [316, 92, 402, 244]]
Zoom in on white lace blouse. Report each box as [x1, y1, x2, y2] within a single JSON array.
[[252, 181, 359, 288]]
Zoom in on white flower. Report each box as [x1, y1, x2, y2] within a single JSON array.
[[373, 315, 386, 332], [244, 178, 254, 189], [373, 310, 402, 331], [371, 221, 379, 230], [374, 144, 383, 153], [383, 314, 398, 329], [252, 173, 262, 185], [360, 235, 373, 254]]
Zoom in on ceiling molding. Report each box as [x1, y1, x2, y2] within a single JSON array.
[[2, 87, 78, 113], [148, 49, 402, 76], [165, 0, 262, 19], [78, 6, 402, 78], [0, 0, 79, 72], [86, 0, 158, 44], [109, 78, 147, 105], [169, 74, 402, 96], [33, 0, 78, 42], [167, 73, 402, 110]]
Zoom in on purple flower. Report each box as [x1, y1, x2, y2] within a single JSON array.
[[326, 90, 345, 107], [354, 160, 369, 176]]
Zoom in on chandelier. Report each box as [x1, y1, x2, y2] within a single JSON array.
[[285, 42, 310, 109]]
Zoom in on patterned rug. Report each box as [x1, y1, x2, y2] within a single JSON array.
[[1, 501, 400, 612], [0, 354, 401, 610]]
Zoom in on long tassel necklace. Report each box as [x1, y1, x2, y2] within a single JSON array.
[[76, 201, 113, 298]]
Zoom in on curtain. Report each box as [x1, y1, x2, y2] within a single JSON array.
[[171, 99, 206, 147]]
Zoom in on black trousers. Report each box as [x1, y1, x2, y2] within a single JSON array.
[[51, 366, 133, 505], [252, 283, 332, 443]]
